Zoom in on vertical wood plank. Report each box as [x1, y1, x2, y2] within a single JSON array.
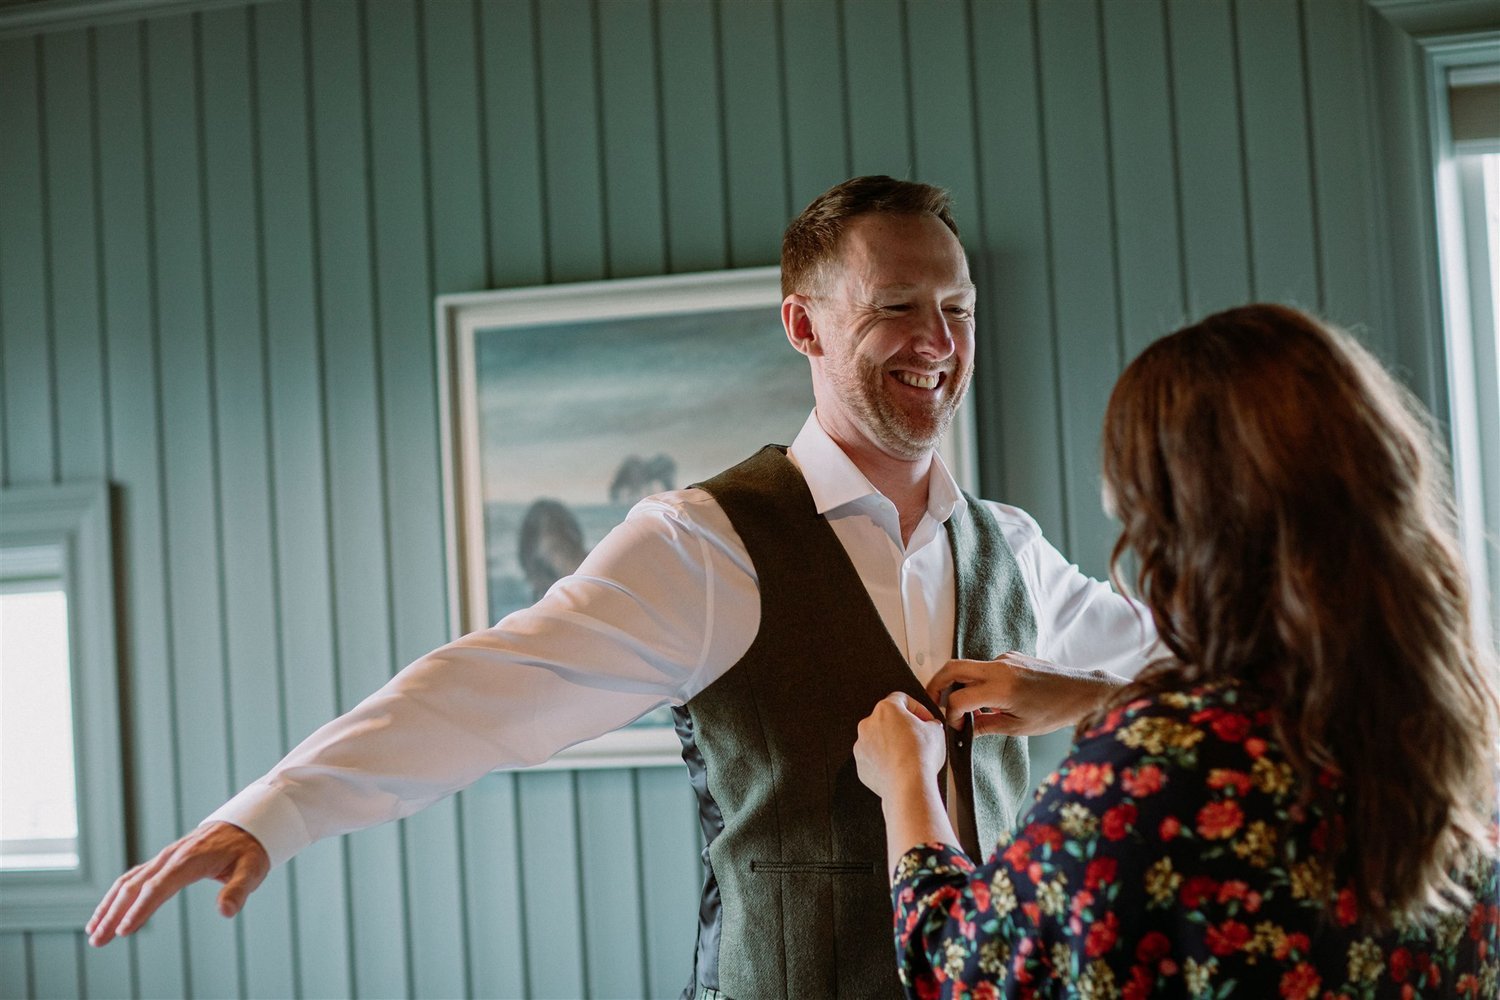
[[422, 0, 488, 294], [306, 1, 409, 993], [968, 0, 1065, 538], [1233, 0, 1319, 307], [478, 0, 548, 288], [1365, 6, 1440, 399], [1302, 0, 1379, 330], [637, 767, 700, 1000], [597, 0, 667, 278], [1101, 0, 1186, 358], [781, 0, 850, 210], [577, 770, 647, 999], [841, 0, 911, 177], [719, 0, 787, 267], [0, 36, 55, 487], [516, 771, 586, 999], [197, 8, 297, 998], [94, 19, 185, 998], [1036, 0, 1120, 578], [42, 30, 107, 483], [79, 924, 132, 1000], [375, 2, 470, 995], [905, 0, 981, 244], [536, 0, 606, 282], [657, 0, 728, 273], [252, 1, 353, 993], [460, 774, 528, 1000], [1165, 0, 1252, 317], [28, 933, 80, 999], [144, 14, 241, 994], [0, 934, 28, 999]]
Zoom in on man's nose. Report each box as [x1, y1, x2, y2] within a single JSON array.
[[911, 307, 956, 360]]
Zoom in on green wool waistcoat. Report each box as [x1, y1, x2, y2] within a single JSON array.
[[675, 447, 1038, 1000]]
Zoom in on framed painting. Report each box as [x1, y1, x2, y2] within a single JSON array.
[[436, 266, 978, 768]]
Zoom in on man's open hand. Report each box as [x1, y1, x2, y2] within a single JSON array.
[[87, 821, 269, 947], [926, 652, 1127, 736]]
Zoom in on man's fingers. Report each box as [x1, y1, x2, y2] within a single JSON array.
[[87, 863, 142, 935], [89, 851, 178, 946], [216, 854, 268, 918]]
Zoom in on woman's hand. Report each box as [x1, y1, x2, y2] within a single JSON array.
[[926, 653, 1127, 736], [854, 692, 947, 800], [856, 693, 958, 875]]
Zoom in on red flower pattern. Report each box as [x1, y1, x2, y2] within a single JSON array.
[[891, 684, 1499, 1000]]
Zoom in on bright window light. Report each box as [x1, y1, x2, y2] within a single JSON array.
[[0, 581, 79, 870]]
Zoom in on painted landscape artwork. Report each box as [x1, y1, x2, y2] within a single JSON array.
[[472, 304, 813, 729]]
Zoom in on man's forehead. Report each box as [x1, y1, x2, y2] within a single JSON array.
[[861, 279, 976, 297]]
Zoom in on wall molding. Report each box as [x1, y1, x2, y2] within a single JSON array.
[[0, 0, 284, 40], [1368, 0, 1500, 36]]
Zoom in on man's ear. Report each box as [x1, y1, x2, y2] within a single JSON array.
[[783, 294, 821, 358]]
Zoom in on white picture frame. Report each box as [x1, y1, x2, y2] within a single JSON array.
[[436, 266, 978, 769]]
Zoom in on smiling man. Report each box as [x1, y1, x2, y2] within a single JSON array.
[[88, 176, 1156, 1000]]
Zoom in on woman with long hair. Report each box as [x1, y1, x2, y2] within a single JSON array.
[[855, 304, 1500, 998]]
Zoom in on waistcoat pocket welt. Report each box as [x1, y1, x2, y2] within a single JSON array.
[[748, 860, 881, 875]]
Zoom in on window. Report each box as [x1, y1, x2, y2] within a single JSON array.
[[1430, 42, 1500, 649], [1, 544, 79, 871], [0, 483, 125, 930]]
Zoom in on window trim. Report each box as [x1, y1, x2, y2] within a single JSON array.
[[1425, 34, 1500, 650], [0, 482, 126, 930]]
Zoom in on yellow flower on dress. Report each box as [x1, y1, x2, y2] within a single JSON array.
[[1231, 820, 1278, 868], [1036, 876, 1068, 917], [1076, 959, 1118, 1000], [1115, 716, 1205, 755], [977, 937, 1011, 977], [1051, 942, 1074, 983], [1346, 937, 1382, 983], [989, 869, 1018, 918], [943, 938, 967, 981], [1183, 956, 1218, 998], [1289, 859, 1334, 901], [1060, 801, 1099, 839], [1245, 921, 1286, 960], [1251, 756, 1295, 797], [1145, 856, 1182, 906]]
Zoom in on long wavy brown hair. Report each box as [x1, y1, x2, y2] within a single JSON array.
[[1096, 303, 1498, 928]]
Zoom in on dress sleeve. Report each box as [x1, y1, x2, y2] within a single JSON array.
[[205, 491, 759, 867], [891, 702, 1196, 999]]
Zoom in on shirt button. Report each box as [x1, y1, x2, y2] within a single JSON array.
[[915, 651, 926, 667]]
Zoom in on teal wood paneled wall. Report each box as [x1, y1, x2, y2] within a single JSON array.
[[0, 0, 1423, 996]]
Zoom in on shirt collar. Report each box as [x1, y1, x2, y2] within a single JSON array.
[[786, 410, 967, 524]]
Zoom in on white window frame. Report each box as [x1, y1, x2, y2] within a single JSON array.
[[1427, 35, 1500, 650], [0, 483, 126, 930]]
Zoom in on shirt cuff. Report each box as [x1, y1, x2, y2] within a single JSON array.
[[202, 780, 315, 869]]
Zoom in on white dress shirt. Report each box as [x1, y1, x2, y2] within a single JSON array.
[[209, 412, 1157, 867]]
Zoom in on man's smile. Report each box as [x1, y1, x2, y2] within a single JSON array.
[[890, 369, 946, 391]]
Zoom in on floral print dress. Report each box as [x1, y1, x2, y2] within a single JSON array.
[[893, 684, 1499, 999]]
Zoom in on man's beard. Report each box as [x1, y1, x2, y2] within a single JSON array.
[[828, 351, 972, 460]]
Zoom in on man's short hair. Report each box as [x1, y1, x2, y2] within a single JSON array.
[[780, 175, 960, 297]]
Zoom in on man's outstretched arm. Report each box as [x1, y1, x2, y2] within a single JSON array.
[[83, 491, 759, 945], [88, 822, 268, 946]]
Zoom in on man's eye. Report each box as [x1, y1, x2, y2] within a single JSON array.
[[881, 304, 911, 312], [946, 307, 973, 319]]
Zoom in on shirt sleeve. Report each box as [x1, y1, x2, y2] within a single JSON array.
[[205, 489, 759, 868], [986, 501, 1160, 679]]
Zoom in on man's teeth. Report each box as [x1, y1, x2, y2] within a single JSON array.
[[893, 371, 940, 390]]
